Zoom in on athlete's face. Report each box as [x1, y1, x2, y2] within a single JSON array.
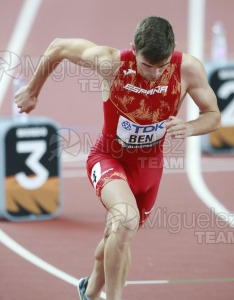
[[135, 52, 171, 82]]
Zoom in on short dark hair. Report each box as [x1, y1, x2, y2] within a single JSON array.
[[134, 16, 175, 64]]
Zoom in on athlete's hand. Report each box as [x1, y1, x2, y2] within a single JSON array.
[[165, 116, 192, 139], [14, 85, 38, 114]]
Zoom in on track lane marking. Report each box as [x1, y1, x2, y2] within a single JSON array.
[[1, 229, 233, 294], [0, 0, 42, 109], [0, 229, 107, 299]]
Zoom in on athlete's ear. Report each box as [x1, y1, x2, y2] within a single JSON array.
[[130, 42, 136, 54]]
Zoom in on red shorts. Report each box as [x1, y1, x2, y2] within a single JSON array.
[[86, 134, 164, 224]]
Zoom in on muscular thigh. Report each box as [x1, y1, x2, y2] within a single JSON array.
[[86, 151, 163, 225], [126, 152, 164, 224], [101, 179, 140, 233]]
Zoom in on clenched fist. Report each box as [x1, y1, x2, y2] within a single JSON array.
[[165, 116, 193, 139], [14, 85, 38, 114]]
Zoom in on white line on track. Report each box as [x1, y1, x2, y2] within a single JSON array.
[[126, 280, 169, 285], [0, 230, 170, 298], [1, 229, 233, 295], [0, 0, 103, 298], [0, 229, 107, 299], [0, 0, 43, 109], [187, 0, 234, 228], [0, 229, 79, 285]]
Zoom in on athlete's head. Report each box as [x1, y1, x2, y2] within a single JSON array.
[[132, 16, 175, 81], [133, 16, 175, 64]]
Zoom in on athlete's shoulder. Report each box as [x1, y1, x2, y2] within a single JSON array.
[[180, 52, 209, 91], [181, 52, 203, 67], [181, 52, 206, 75]]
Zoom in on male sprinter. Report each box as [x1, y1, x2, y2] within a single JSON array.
[[15, 16, 220, 300]]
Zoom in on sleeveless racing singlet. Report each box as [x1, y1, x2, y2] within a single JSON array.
[[87, 50, 183, 217], [102, 49, 182, 151]]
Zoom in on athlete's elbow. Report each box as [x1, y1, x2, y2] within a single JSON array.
[[47, 38, 65, 60], [212, 111, 221, 132]]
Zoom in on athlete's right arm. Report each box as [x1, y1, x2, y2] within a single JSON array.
[[15, 38, 120, 113]]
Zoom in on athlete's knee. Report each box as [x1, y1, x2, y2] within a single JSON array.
[[106, 203, 140, 243]]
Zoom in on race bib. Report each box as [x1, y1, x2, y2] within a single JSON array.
[[116, 115, 166, 148]]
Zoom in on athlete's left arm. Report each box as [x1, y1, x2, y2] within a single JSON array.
[[166, 54, 221, 138]]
